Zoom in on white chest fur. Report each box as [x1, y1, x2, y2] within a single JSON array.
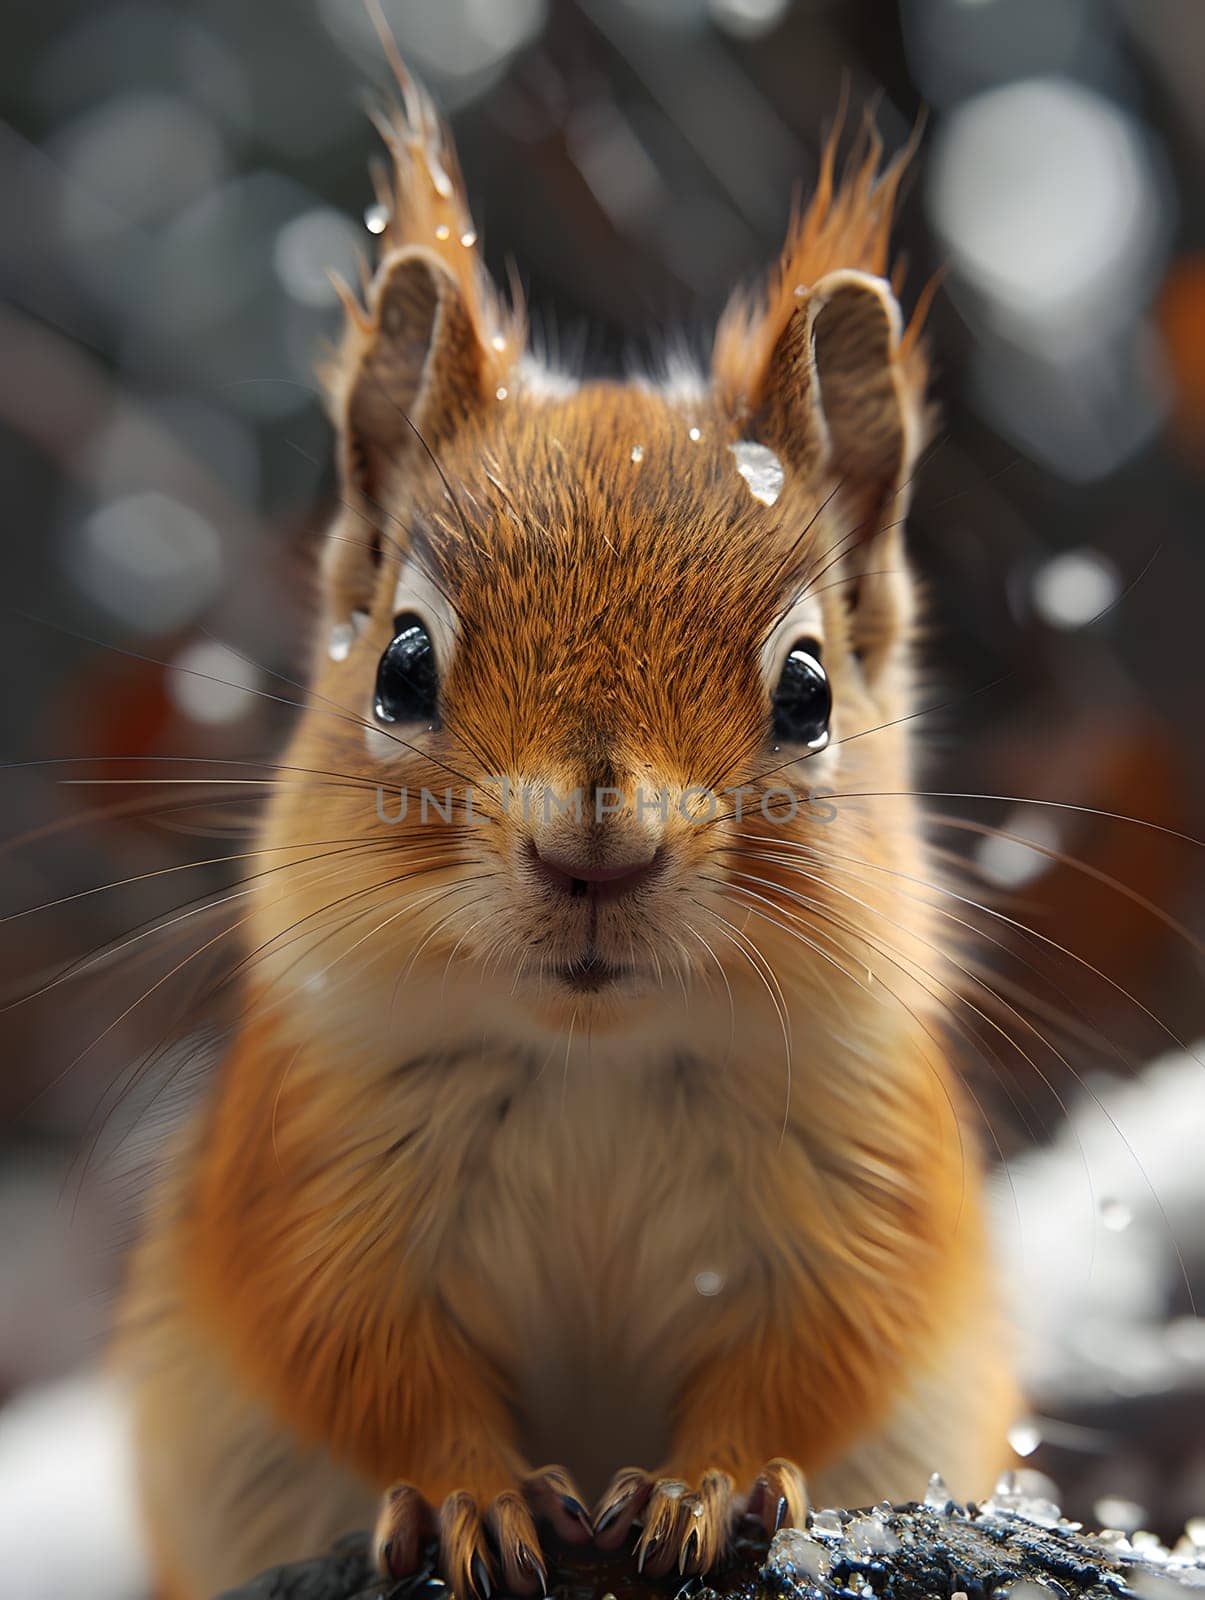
[[416, 1038, 755, 1493]]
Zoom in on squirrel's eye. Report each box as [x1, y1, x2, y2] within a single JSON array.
[[771, 638, 830, 750], [375, 613, 440, 728]]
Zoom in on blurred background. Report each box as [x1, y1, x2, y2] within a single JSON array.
[[2, 1, 1205, 1595]]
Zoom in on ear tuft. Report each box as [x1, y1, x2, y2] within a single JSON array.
[[712, 118, 932, 684], [714, 121, 913, 405], [318, 39, 523, 620], [350, 13, 521, 393], [322, 33, 524, 501], [712, 118, 929, 495]]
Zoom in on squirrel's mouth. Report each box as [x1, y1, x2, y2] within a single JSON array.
[[555, 950, 633, 993]]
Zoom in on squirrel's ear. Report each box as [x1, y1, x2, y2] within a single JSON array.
[[319, 61, 522, 620], [341, 247, 484, 503], [717, 265, 922, 535], [718, 268, 924, 680], [804, 271, 924, 681], [321, 249, 486, 619], [713, 136, 930, 679], [804, 269, 913, 501]]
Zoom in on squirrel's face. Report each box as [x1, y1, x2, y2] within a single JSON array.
[[254, 100, 934, 1034]]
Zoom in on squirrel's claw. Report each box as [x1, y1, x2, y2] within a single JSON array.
[[595, 1459, 807, 1575], [486, 1490, 547, 1596], [438, 1490, 498, 1600], [679, 1471, 737, 1573], [634, 1478, 690, 1577], [374, 1482, 547, 1600], [519, 1463, 594, 1544], [374, 1481, 434, 1578], [591, 1466, 655, 1548], [597, 1468, 736, 1578], [747, 1457, 810, 1538]]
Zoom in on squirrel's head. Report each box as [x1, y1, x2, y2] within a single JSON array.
[[257, 61, 936, 1044]]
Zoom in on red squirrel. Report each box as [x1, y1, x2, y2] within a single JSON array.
[[118, 35, 1015, 1600]]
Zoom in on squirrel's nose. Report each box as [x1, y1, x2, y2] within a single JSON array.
[[527, 840, 664, 902]]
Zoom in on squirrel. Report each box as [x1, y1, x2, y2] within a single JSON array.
[[117, 35, 1017, 1600]]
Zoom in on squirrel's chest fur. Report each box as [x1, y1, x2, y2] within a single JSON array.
[[187, 983, 846, 1489], [441, 1045, 751, 1487], [183, 961, 978, 1501]]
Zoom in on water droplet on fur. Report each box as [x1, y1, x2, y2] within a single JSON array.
[[424, 149, 454, 199], [328, 622, 355, 662], [693, 1270, 723, 1296], [495, 386, 508, 401], [364, 202, 389, 235], [435, 223, 451, 241], [460, 228, 478, 248], [1100, 1196, 1133, 1231], [925, 1472, 953, 1510], [729, 439, 785, 506], [491, 333, 507, 352], [688, 426, 702, 442], [630, 444, 645, 463], [328, 609, 369, 662], [1008, 1419, 1042, 1457]]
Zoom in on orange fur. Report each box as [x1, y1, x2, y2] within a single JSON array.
[[712, 118, 927, 426], [322, 20, 521, 420], [119, 59, 1015, 1600], [179, 1014, 523, 1495]]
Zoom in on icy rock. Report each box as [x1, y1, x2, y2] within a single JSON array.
[[925, 1471, 956, 1511], [1130, 1570, 1202, 1600], [1132, 1530, 1173, 1560], [980, 1470, 1062, 1528], [217, 1491, 1205, 1600], [1096, 1497, 1149, 1536], [1093, 1528, 1135, 1554], [769, 1528, 831, 1580], [847, 1513, 901, 1556]]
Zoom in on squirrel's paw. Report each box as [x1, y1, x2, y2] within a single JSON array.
[[593, 1468, 736, 1577], [592, 1458, 809, 1577], [374, 1464, 592, 1600]]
